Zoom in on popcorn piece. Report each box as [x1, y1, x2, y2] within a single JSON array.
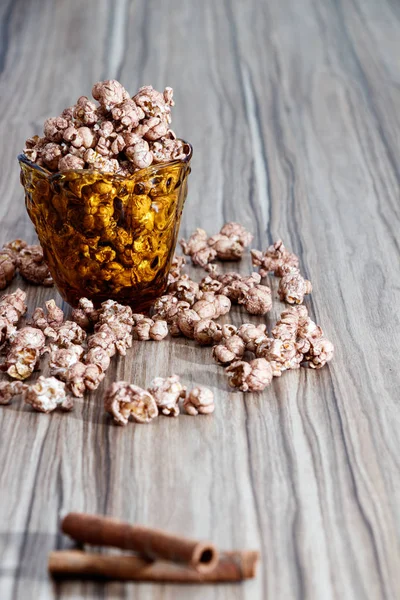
[[221, 280, 249, 303], [0, 381, 27, 405], [30, 299, 64, 338], [52, 321, 87, 348], [110, 134, 125, 154], [133, 86, 172, 120], [0, 289, 27, 348], [149, 320, 168, 341], [225, 360, 251, 390], [180, 222, 253, 267], [169, 275, 201, 306], [23, 136, 46, 164], [238, 284, 272, 315], [177, 309, 201, 339], [147, 375, 186, 417], [272, 305, 334, 370], [126, 139, 153, 169], [71, 297, 99, 330], [192, 298, 217, 320], [24, 376, 73, 413], [215, 272, 242, 286], [5, 327, 46, 380], [43, 117, 70, 142], [0, 288, 27, 324], [191, 291, 231, 320], [83, 346, 111, 373], [272, 306, 302, 341], [180, 233, 217, 268], [191, 246, 217, 268], [73, 96, 98, 125], [104, 381, 158, 426], [155, 298, 191, 337], [151, 138, 190, 164], [164, 87, 174, 106], [226, 358, 273, 392], [212, 335, 245, 365], [215, 294, 232, 317], [42, 142, 62, 170], [163, 300, 191, 326], [87, 328, 116, 357], [179, 229, 210, 265], [297, 310, 323, 342], [98, 120, 114, 137], [96, 134, 112, 156], [204, 263, 220, 278], [112, 99, 144, 130], [199, 276, 223, 294], [63, 125, 84, 148], [78, 126, 96, 149], [219, 222, 253, 247], [17, 245, 53, 286], [132, 317, 153, 341], [220, 272, 261, 303], [65, 361, 105, 397], [251, 240, 299, 277], [0, 250, 16, 290], [168, 319, 181, 337], [167, 255, 186, 286], [84, 149, 119, 173], [184, 386, 215, 415], [49, 345, 85, 381], [306, 337, 334, 369], [2, 239, 28, 258], [237, 323, 267, 352], [278, 267, 312, 305], [41, 299, 64, 327], [58, 154, 85, 171], [246, 358, 274, 391], [257, 338, 301, 376], [142, 117, 170, 141], [208, 234, 245, 261], [193, 319, 222, 346], [133, 86, 172, 142], [92, 80, 130, 110], [97, 299, 133, 327], [151, 294, 178, 321], [221, 323, 238, 338], [95, 321, 132, 356]]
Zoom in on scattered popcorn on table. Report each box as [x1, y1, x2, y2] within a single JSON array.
[[0, 229, 334, 417]]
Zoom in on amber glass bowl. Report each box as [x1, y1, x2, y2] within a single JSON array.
[[18, 146, 192, 310]]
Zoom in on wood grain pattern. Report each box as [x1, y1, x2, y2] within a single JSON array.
[[0, 0, 399, 598]]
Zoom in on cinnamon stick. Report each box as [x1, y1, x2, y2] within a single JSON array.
[[61, 513, 218, 573], [48, 550, 259, 583]]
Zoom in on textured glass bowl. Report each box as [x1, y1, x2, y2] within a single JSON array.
[[18, 145, 192, 310]]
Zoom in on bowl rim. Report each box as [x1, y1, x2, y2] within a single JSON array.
[[18, 140, 193, 181]]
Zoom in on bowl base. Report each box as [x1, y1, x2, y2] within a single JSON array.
[[60, 281, 168, 313]]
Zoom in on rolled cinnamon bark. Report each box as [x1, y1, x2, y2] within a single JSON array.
[[48, 550, 260, 582], [61, 513, 218, 573]]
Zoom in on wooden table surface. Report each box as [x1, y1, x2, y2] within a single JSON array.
[[1, 0, 399, 598]]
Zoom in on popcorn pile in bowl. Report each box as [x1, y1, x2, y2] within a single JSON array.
[[23, 80, 190, 174]]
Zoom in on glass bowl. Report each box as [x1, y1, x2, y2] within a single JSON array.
[[18, 145, 192, 311]]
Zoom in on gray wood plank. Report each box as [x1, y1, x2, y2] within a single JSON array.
[[0, 0, 399, 598]]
